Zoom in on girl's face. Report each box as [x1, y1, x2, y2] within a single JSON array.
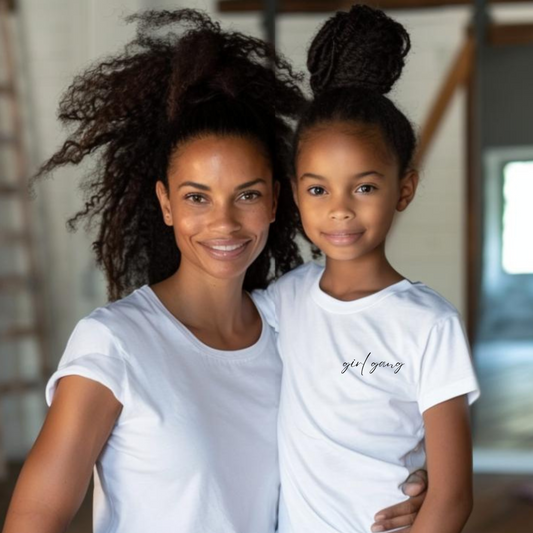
[[294, 124, 417, 263], [156, 135, 278, 283]]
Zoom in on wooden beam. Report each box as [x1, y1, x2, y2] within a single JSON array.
[[488, 23, 533, 46], [219, 0, 533, 13], [0, 0, 16, 11], [414, 34, 474, 168]]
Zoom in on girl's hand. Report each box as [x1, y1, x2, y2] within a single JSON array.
[[370, 469, 428, 532]]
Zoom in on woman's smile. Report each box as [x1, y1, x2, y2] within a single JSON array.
[[199, 238, 252, 260]]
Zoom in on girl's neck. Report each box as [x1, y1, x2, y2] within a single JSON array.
[[320, 246, 405, 302]]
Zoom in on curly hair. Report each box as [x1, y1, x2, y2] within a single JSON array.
[[296, 5, 416, 177], [33, 9, 307, 300]]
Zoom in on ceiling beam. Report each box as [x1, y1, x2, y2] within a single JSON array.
[[489, 23, 533, 46], [219, 0, 533, 13]]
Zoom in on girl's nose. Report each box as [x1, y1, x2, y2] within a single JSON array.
[[329, 200, 355, 221]]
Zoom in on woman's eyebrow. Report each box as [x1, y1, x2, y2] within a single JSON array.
[[178, 181, 210, 191], [178, 178, 267, 191], [235, 178, 267, 191]]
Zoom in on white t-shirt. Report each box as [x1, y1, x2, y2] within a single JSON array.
[[46, 285, 282, 533], [253, 262, 480, 533]]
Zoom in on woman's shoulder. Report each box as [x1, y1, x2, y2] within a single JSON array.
[[67, 286, 157, 360]]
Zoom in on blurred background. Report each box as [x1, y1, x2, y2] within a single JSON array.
[[0, 0, 532, 531]]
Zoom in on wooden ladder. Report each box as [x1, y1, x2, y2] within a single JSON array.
[[0, 0, 49, 478]]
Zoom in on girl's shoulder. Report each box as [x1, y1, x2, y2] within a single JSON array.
[[396, 280, 462, 327], [272, 260, 323, 292]]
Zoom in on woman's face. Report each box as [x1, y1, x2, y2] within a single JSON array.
[[156, 135, 278, 284]]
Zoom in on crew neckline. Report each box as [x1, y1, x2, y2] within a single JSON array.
[[310, 264, 413, 314], [139, 285, 269, 361]]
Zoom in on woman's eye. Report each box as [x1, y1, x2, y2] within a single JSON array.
[[239, 191, 261, 201], [357, 184, 376, 194], [308, 186, 326, 196], [185, 193, 207, 204]]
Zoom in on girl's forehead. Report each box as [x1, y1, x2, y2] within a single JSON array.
[[297, 123, 396, 169]]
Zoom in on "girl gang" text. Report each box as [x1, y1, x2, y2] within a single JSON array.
[[341, 352, 404, 376]]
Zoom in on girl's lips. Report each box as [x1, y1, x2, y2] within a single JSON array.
[[322, 231, 365, 246], [199, 239, 251, 260]]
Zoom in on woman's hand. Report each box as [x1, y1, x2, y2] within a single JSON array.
[[370, 469, 428, 532]]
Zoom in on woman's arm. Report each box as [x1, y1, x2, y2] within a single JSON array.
[[405, 395, 473, 533], [2, 376, 122, 533]]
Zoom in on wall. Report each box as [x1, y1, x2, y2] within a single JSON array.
[[4, 0, 532, 458]]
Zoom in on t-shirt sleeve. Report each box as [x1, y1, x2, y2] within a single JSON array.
[[251, 282, 280, 333], [45, 317, 129, 407], [417, 314, 480, 414]]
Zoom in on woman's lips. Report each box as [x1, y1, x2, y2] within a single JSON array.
[[321, 231, 365, 246], [199, 239, 251, 260]]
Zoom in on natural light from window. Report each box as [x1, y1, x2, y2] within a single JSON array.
[[502, 160, 533, 274]]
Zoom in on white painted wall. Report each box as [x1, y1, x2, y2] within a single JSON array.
[[3, 1, 532, 458]]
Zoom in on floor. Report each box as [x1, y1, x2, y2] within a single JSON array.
[[1, 463, 533, 532]]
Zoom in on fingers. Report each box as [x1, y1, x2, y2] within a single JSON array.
[[373, 493, 424, 525], [401, 468, 428, 496], [371, 512, 416, 532]]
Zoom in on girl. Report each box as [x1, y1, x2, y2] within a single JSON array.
[[2, 9, 427, 533], [253, 5, 479, 533]]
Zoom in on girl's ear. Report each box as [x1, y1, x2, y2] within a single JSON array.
[[396, 170, 419, 212], [271, 180, 280, 223], [156, 181, 173, 226], [291, 178, 299, 207]]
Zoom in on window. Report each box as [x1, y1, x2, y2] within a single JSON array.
[[502, 160, 533, 274]]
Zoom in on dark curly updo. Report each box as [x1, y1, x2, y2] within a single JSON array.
[[34, 9, 306, 300], [296, 5, 416, 176]]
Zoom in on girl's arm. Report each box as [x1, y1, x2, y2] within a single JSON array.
[[406, 395, 473, 533], [2, 376, 122, 533]]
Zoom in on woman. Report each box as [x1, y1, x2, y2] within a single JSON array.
[[2, 10, 426, 533]]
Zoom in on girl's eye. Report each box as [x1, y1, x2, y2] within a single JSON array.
[[184, 193, 208, 204], [239, 191, 261, 201], [356, 184, 377, 194], [308, 186, 327, 196]]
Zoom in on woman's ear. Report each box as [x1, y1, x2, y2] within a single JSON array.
[[156, 181, 173, 226], [396, 170, 419, 212], [271, 180, 281, 223]]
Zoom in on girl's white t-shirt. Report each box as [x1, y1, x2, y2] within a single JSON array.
[[253, 262, 480, 533], [46, 285, 282, 533]]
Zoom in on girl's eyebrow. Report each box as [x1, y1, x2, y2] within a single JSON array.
[[299, 171, 384, 181], [178, 178, 267, 191]]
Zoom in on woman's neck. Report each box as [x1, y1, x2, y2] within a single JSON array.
[[320, 246, 404, 302], [151, 261, 258, 349]]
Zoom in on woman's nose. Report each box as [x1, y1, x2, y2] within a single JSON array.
[[208, 202, 242, 233]]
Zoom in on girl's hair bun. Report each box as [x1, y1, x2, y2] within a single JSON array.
[[307, 5, 410, 97]]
